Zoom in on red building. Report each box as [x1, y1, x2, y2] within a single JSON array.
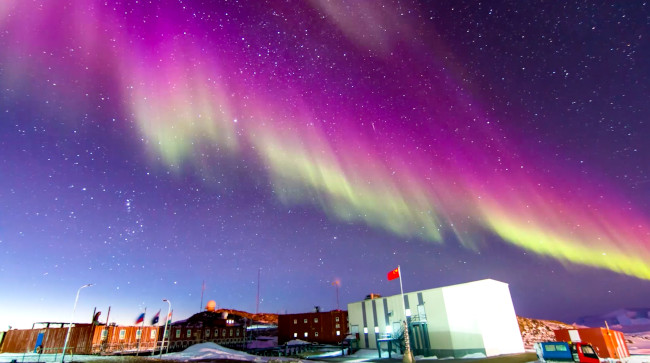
[[554, 327, 630, 359], [278, 310, 348, 345], [91, 325, 159, 354], [0, 323, 95, 355]]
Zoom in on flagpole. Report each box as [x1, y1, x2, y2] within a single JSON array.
[[136, 307, 146, 356], [166, 310, 173, 354], [160, 299, 171, 358], [398, 266, 414, 363], [151, 310, 159, 357]]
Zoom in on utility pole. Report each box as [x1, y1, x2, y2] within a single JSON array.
[[200, 280, 205, 311], [256, 268, 261, 314]]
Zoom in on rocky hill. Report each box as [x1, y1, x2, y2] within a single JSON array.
[[517, 316, 580, 349], [215, 308, 278, 325]]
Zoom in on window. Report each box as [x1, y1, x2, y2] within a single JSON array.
[[175, 329, 181, 338], [363, 327, 368, 334], [374, 327, 379, 333], [315, 332, 319, 337], [101, 329, 108, 339], [314, 318, 318, 323], [304, 332, 308, 337], [335, 317, 340, 322], [119, 329, 126, 340], [336, 324, 340, 329], [150, 330, 157, 339], [214, 328, 218, 337], [293, 333, 297, 338], [294, 319, 297, 324], [229, 329, 233, 337], [222, 329, 226, 336], [303, 319, 307, 323], [236, 329, 240, 336], [336, 331, 340, 336], [205, 329, 210, 337], [186, 329, 192, 338], [136, 329, 142, 339]]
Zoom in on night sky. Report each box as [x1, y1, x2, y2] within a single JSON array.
[[1, 1, 649, 329]]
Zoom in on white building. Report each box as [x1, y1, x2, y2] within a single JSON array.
[[347, 279, 524, 358]]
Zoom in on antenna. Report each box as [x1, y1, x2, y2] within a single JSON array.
[[256, 268, 261, 314], [332, 280, 340, 310], [200, 280, 205, 311]]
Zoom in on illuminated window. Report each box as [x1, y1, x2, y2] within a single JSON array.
[[205, 329, 210, 338], [304, 332, 308, 337], [315, 332, 319, 337], [336, 324, 340, 329], [236, 329, 240, 336], [175, 329, 181, 338], [304, 319, 307, 323], [119, 329, 126, 340], [230, 329, 233, 337], [293, 333, 297, 338], [222, 329, 226, 336], [335, 317, 340, 322], [374, 327, 379, 333], [314, 318, 318, 323], [186, 329, 191, 338], [363, 327, 368, 334], [336, 331, 340, 336], [294, 319, 297, 324], [150, 330, 157, 339], [214, 328, 218, 337]]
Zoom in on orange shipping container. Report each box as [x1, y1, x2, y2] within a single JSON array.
[[554, 327, 629, 359]]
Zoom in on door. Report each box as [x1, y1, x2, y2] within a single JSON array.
[[34, 331, 44, 353]]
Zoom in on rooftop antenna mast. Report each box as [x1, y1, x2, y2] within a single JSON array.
[[256, 268, 261, 314], [200, 280, 205, 311], [332, 280, 340, 310]]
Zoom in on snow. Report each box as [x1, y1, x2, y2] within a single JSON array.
[[628, 330, 650, 355], [161, 342, 303, 362], [2, 334, 650, 363]]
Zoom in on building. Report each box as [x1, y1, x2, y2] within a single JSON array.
[[278, 310, 348, 345], [91, 325, 159, 354], [554, 328, 630, 359], [165, 311, 245, 351], [347, 279, 525, 358], [0, 323, 95, 355]]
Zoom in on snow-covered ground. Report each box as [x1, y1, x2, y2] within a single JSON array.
[[2, 337, 650, 363], [628, 330, 650, 355], [160, 342, 305, 362]]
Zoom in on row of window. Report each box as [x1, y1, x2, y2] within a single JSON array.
[[291, 331, 341, 338], [293, 316, 342, 324], [108, 329, 157, 340], [174, 328, 239, 339], [101, 327, 240, 341]]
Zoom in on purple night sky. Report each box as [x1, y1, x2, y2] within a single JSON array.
[[1, 1, 648, 329]]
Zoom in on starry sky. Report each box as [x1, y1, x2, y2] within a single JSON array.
[[1, 1, 649, 329]]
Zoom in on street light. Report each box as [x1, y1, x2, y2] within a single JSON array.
[[160, 299, 171, 358], [61, 283, 94, 363]]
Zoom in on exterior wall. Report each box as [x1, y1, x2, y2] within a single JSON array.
[[347, 279, 525, 358], [278, 310, 348, 345], [166, 324, 244, 351], [554, 328, 630, 359], [0, 324, 95, 354], [90, 325, 159, 354]]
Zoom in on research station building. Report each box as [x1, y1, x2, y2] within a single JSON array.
[[347, 279, 525, 358]]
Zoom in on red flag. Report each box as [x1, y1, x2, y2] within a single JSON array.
[[387, 267, 400, 281]]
